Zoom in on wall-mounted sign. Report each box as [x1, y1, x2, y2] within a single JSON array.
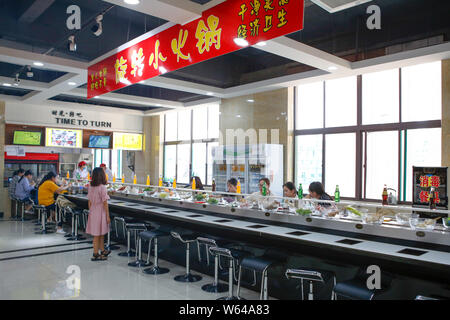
[[46, 128, 83, 148], [413, 166, 448, 210], [87, 0, 305, 99], [51, 109, 112, 128], [113, 132, 143, 151]]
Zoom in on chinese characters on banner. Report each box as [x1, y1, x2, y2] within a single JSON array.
[[418, 175, 441, 204], [87, 0, 304, 99]]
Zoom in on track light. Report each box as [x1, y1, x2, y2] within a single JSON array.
[[26, 66, 33, 78], [91, 15, 103, 37], [68, 35, 77, 52], [13, 73, 20, 86]]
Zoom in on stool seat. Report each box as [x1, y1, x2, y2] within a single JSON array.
[[125, 223, 147, 231], [229, 249, 252, 262], [33, 205, 46, 209], [140, 229, 169, 240], [333, 279, 375, 300], [286, 268, 335, 283], [171, 232, 201, 243], [240, 256, 276, 273]]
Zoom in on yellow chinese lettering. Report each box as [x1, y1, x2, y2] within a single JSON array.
[[95, 82, 98, 89], [103, 78, 107, 86], [237, 24, 248, 39], [114, 56, 127, 84], [264, 0, 274, 11], [131, 48, 145, 77], [277, 8, 287, 27], [279, 0, 289, 5], [171, 29, 191, 63], [99, 71, 103, 78], [263, 15, 273, 32], [238, 4, 247, 21], [91, 74, 94, 81], [90, 83, 94, 90], [103, 68, 107, 76], [195, 15, 222, 54], [250, 18, 260, 36], [250, 0, 261, 15], [149, 40, 167, 70]]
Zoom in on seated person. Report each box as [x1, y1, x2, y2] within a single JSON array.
[[38, 172, 69, 234], [306, 181, 335, 208], [246, 178, 278, 209], [223, 178, 238, 203], [15, 170, 36, 213], [283, 182, 297, 198], [189, 176, 204, 190]]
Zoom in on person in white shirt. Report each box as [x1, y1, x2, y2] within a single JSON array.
[[100, 164, 113, 182], [73, 161, 89, 180]]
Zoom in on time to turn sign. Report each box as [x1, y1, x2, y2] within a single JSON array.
[[87, 0, 304, 99]]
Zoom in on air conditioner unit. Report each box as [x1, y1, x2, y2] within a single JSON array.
[[310, 0, 372, 13]]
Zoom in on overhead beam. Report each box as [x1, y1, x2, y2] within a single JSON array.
[[18, 0, 56, 24]]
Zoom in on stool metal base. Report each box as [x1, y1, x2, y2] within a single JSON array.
[[35, 229, 55, 235], [202, 283, 228, 293], [128, 260, 153, 268], [105, 244, 120, 251], [174, 273, 203, 283], [217, 296, 242, 300], [67, 235, 86, 241], [118, 250, 135, 257], [143, 266, 170, 275]]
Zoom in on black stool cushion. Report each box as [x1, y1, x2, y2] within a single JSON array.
[[334, 279, 375, 300], [140, 229, 169, 240], [241, 256, 276, 272], [177, 233, 201, 242], [289, 268, 335, 283], [230, 249, 252, 261]]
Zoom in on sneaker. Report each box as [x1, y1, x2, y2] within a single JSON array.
[[56, 228, 66, 234], [25, 210, 34, 214]]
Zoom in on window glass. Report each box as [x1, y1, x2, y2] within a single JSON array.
[[177, 144, 191, 184], [296, 82, 324, 129], [402, 61, 441, 122], [325, 133, 356, 197], [365, 131, 398, 199], [325, 76, 357, 127], [404, 128, 441, 202], [193, 106, 208, 140], [192, 143, 207, 184], [208, 104, 220, 139], [101, 150, 110, 168], [165, 112, 178, 142], [94, 149, 102, 168], [363, 69, 399, 124], [177, 109, 191, 141], [164, 145, 176, 181], [207, 142, 219, 185], [295, 135, 322, 190]]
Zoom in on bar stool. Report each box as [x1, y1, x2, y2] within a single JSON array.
[[127, 223, 152, 268], [197, 237, 228, 293], [115, 217, 137, 257], [65, 207, 86, 241], [105, 219, 120, 251], [170, 231, 202, 283], [285, 268, 337, 300], [141, 229, 170, 275], [10, 196, 18, 220], [415, 295, 438, 300], [35, 207, 55, 235], [33, 204, 44, 225], [235, 256, 276, 300], [333, 268, 393, 300]]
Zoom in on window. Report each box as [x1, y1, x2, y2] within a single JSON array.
[[402, 61, 441, 122], [163, 104, 220, 185], [325, 76, 357, 127], [325, 133, 356, 197], [362, 69, 399, 125], [111, 150, 122, 178], [295, 62, 442, 202]]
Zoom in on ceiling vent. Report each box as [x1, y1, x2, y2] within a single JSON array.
[[310, 0, 372, 13]]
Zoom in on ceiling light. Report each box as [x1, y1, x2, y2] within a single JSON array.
[[328, 66, 338, 71], [13, 74, 20, 86], [3, 83, 12, 87], [256, 41, 267, 47], [68, 35, 77, 52], [233, 38, 249, 47], [33, 62, 44, 67], [159, 66, 167, 74], [94, 96, 99, 99], [68, 82, 77, 86], [91, 15, 103, 37], [236, 115, 241, 118], [26, 66, 33, 78], [247, 99, 254, 103], [124, 0, 140, 4], [206, 92, 214, 96]]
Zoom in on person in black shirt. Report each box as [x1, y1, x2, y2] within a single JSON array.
[[306, 181, 333, 207]]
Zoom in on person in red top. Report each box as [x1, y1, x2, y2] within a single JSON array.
[[99, 164, 113, 182]]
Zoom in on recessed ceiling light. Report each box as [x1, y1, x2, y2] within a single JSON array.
[[206, 92, 214, 96], [33, 62, 44, 67], [328, 66, 338, 71], [124, 0, 140, 4], [3, 83, 12, 87], [256, 41, 267, 47], [233, 38, 249, 47], [247, 99, 254, 103], [155, 104, 162, 107], [236, 114, 241, 118], [68, 82, 76, 86], [94, 96, 99, 99]]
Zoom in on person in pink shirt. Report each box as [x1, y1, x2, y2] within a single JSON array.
[[86, 167, 111, 261]]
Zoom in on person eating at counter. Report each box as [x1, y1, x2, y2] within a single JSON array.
[[246, 178, 278, 209], [15, 170, 36, 213], [283, 182, 297, 198], [100, 164, 113, 182], [306, 181, 335, 208], [38, 172, 69, 234], [223, 178, 238, 203], [73, 161, 89, 180]]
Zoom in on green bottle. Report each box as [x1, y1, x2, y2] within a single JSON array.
[[298, 184, 303, 199], [262, 182, 267, 196], [334, 185, 340, 203]]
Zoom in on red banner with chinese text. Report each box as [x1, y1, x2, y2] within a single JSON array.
[[87, 0, 304, 99]]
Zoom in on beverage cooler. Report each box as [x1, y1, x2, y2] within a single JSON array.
[[212, 144, 283, 196], [4, 152, 59, 187]]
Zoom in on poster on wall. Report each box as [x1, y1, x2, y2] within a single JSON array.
[[45, 128, 83, 148], [113, 132, 143, 151], [412, 166, 448, 217]]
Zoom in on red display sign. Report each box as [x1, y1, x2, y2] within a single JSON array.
[[87, 0, 304, 99]]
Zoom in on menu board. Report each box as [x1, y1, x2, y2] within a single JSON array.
[[13, 131, 42, 146], [45, 128, 83, 148], [113, 132, 143, 151]]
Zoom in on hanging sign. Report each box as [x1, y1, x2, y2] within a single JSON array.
[[87, 0, 304, 99]]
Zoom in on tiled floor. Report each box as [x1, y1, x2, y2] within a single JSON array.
[[0, 219, 269, 300]]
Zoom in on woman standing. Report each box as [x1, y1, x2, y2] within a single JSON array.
[[86, 167, 111, 261]]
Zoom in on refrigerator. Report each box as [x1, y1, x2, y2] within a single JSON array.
[[212, 144, 283, 196]]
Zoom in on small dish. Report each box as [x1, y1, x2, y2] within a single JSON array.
[[409, 218, 436, 231]]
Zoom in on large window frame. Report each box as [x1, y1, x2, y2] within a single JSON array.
[[294, 66, 441, 203], [163, 105, 219, 186]]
